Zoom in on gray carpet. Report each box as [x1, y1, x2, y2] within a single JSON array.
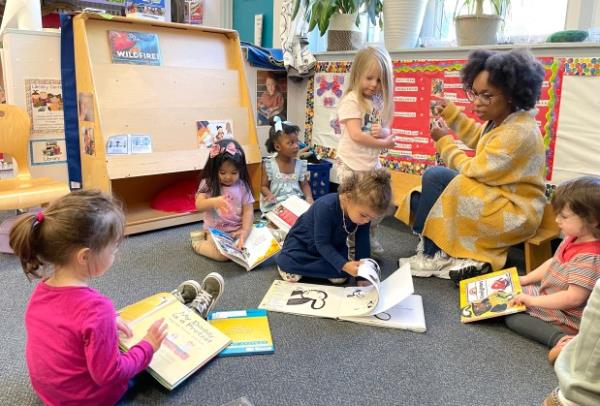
[[0, 215, 557, 405]]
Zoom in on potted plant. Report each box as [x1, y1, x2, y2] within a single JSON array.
[[454, 0, 511, 46], [292, 0, 383, 51]]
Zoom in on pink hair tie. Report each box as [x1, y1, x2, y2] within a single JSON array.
[[36, 211, 44, 223]]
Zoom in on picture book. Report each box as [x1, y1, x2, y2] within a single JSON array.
[[108, 31, 161, 66], [118, 292, 231, 390], [126, 0, 167, 21], [207, 309, 274, 356], [265, 195, 310, 234], [209, 224, 280, 271], [258, 263, 424, 331], [459, 267, 526, 323]]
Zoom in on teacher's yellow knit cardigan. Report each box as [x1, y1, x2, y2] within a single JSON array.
[[396, 102, 547, 271]]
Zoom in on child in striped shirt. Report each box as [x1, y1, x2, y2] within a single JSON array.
[[505, 176, 600, 362]]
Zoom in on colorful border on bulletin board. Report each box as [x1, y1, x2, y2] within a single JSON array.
[[563, 57, 600, 76]]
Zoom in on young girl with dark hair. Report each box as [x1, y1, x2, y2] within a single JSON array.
[[9, 190, 168, 405], [260, 116, 313, 214], [276, 169, 391, 285], [192, 139, 255, 261], [398, 48, 547, 284]]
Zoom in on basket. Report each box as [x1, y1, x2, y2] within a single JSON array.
[[308, 160, 332, 199]]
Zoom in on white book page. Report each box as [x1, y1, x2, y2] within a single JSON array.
[[243, 226, 279, 268], [369, 263, 414, 315], [258, 280, 345, 318], [283, 195, 311, 216], [341, 295, 426, 332]]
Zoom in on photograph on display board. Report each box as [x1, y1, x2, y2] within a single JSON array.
[[30, 139, 67, 165], [184, 0, 205, 24], [196, 120, 234, 148], [25, 79, 64, 135], [126, 0, 167, 21], [108, 31, 161, 66], [256, 70, 287, 126], [78, 92, 95, 122], [0, 84, 5, 104], [82, 127, 95, 156]]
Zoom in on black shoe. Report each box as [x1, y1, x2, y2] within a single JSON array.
[[449, 263, 491, 286]]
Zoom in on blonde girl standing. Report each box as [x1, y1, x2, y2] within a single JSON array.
[[336, 45, 396, 255]]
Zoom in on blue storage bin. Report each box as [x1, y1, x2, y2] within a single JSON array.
[[308, 160, 332, 199]]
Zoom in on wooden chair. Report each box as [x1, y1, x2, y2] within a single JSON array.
[[0, 104, 70, 210], [524, 203, 560, 273]]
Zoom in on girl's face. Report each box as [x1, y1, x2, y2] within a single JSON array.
[[359, 63, 381, 99], [343, 194, 380, 225], [555, 204, 597, 241], [469, 70, 512, 125], [218, 160, 240, 187], [275, 132, 299, 158], [266, 78, 277, 95]]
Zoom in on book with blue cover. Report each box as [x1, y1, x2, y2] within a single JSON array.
[[207, 309, 274, 356]]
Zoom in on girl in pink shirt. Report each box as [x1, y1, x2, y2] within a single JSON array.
[[192, 139, 255, 261], [9, 190, 167, 406]]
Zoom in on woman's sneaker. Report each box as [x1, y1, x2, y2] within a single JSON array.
[[171, 280, 201, 304], [277, 266, 302, 282], [400, 250, 453, 279], [188, 272, 224, 319], [447, 258, 491, 285]]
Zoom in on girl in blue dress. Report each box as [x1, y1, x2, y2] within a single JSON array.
[[260, 117, 314, 214], [276, 169, 392, 284]]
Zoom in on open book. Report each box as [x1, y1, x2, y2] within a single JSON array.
[[207, 308, 274, 357], [209, 224, 281, 271], [118, 292, 231, 390], [259, 263, 426, 332], [265, 195, 310, 233], [459, 267, 526, 323]]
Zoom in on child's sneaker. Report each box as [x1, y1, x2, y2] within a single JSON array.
[[188, 272, 224, 319], [171, 280, 202, 304], [328, 277, 347, 285], [277, 266, 302, 282], [190, 230, 208, 253], [548, 335, 574, 365]]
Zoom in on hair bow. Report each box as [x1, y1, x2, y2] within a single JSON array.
[[273, 116, 283, 133], [209, 142, 239, 158]]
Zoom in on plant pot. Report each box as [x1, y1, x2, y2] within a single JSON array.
[[327, 13, 363, 52], [383, 0, 428, 50], [455, 14, 502, 46]]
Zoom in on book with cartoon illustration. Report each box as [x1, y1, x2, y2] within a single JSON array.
[[209, 224, 281, 271], [459, 267, 526, 323], [258, 263, 425, 331], [118, 292, 231, 390], [265, 195, 311, 234], [207, 308, 274, 356]]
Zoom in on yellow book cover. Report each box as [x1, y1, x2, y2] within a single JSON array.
[[459, 267, 526, 323], [119, 292, 231, 390], [207, 309, 274, 356]]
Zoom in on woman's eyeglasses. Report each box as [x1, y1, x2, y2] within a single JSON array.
[[465, 89, 496, 105]]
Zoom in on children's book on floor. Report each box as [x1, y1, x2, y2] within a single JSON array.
[[118, 292, 231, 390], [209, 224, 281, 271], [258, 263, 425, 331], [459, 267, 526, 323], [265, 195, 310, 233], [207, 308, 274, 356]]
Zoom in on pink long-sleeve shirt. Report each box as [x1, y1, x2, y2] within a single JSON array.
[[25, 280, 154, 406]]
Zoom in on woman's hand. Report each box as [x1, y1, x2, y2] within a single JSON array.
[[116, 316, 132, 339], [143, 318, 168, 352], [342, 261, 362, 277], [431, 98, 448, 116], [430, 118, 451, 142]]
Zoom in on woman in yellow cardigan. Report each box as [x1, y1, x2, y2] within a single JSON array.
[[398, 49, 547, 284]]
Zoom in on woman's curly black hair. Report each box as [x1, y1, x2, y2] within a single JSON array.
[[460, 49, 545, 111]]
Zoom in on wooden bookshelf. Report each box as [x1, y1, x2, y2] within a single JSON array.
[[72, 14, 260, 234]]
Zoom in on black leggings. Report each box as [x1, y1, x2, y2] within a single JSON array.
[[505, 313, 566, 348]]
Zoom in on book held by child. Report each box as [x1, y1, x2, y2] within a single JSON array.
[[118, 292, 231, 390], [207, 309, 275, 356], [265, 195, 310, 234], [258, 263, 426, 332], [459, 267, 526, 323], [209, 224, 281, 271]]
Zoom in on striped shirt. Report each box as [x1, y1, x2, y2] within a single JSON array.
[[524, 236, 600, 331]]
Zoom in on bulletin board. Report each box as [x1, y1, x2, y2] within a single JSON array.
[[304, 57, 564, 181]]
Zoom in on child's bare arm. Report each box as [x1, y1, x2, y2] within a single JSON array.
[[231, 203, 254, 248], [513, 284, 590, 310], [300, 179, 314, 204], [520, 258, 553, 285], [195, 192, 228, 212], [260, 165, 276, 202], [343, 118, 395, 149]]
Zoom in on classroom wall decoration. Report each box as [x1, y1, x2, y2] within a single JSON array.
[[256, 70, 287, 126], [108, 31, 161, 66], [25, 78, 65, 135], [30, 139, 67, 165], [304, 58, 564, 181]]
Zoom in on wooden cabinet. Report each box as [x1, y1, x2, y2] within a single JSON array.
[[72, 14, 261, 234]]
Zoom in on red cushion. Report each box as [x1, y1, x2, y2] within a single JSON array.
[[151, 179, 199, 213]]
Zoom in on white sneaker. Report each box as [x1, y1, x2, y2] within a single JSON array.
[[328, 277, 347, 285], [171, 280, 201, 304], [401, 251, 453, 279], [277, 266, 302, 282], [188, 272, 224, 319]]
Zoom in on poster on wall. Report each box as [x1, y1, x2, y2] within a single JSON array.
[[25, 79, 64, 135], [126, 0, 166, 21], [78, 92, 95, 122], [30, 139, 67, 165], [256, 70, 287, 126], [196, 120, 234, 147], [184, 0, 205, 25], [108, 31, 161, 66], [82, 127, 96, 156]]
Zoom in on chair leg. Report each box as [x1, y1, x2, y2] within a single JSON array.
[[524, 240, 552, 273]]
